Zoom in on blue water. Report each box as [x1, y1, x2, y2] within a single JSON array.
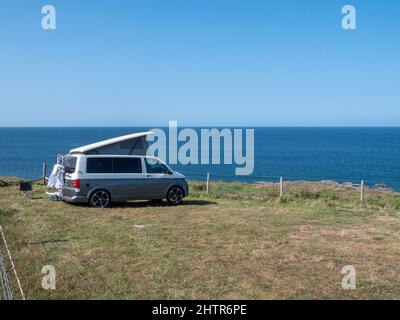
[[1, 127, 400, 190]]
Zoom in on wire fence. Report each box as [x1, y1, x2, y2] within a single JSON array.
[[182, 170, 375, 185], [0, 248, 13, 300], [0, 224, 26, 300], [39, 161, 395, 190]]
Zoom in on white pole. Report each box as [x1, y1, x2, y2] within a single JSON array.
[[206, 173, 210, 195], [360, 180, 364, 207], [280, 177, 283, 199]]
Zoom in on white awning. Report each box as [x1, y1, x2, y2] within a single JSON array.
[[70, 131, 154, 154]]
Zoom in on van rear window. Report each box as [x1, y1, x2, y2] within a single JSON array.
[[86, 158, 142, 174], [64, 157, 77, 174]]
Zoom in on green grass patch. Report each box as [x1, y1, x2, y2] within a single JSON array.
[[0, 178, 400, 299]]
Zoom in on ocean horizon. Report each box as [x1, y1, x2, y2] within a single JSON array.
[[1, 127, 400, 190]]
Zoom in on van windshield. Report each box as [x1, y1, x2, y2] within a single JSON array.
[[64, 157, 77, 174]]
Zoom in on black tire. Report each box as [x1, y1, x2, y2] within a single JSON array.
[[166, 186, 184, 205], [89, 190, 111, 208]]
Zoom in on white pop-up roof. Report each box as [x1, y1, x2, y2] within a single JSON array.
[[70, 131, 154, 155]]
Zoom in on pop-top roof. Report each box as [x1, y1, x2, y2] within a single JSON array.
[[70, 131, 154, 154]]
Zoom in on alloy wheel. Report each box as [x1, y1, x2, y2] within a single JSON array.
[[90, 191, 110, 208], [167, 187, 183, 205]]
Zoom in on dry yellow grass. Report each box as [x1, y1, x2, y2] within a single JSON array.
[[1, 178, 400, 299]]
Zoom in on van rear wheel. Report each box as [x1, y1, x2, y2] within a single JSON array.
[[166, 186, 184, 205], [90, 190, 111, 208]]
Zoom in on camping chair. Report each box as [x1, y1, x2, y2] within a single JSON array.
[[19, 181, 33, 199]]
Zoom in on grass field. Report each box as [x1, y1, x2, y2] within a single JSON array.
[[1, 177, 400, 299]]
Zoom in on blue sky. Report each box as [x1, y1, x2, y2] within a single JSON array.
[[0, 0, 399, 126]]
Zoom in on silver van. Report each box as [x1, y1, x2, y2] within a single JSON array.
[[61, 154, 188, 208], [56, 132, 188, 208]]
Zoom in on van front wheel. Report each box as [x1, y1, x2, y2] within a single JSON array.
[[166, 186, 184, 205], [89, 190, 111, 208]]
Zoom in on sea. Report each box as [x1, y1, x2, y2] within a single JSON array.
[[1, 127, 400, 190]]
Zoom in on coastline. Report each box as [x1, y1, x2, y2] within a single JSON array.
[[1, 176, 398, 195]]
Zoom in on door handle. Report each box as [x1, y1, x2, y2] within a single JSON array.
[[146, 174, 152, 178]]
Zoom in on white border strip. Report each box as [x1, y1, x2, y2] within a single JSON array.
[[0, 225, 25, 300]]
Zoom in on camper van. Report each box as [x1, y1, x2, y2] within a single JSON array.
[[57, 132, 188, 208]]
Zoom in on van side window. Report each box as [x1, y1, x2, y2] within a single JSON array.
[[87, 158, 112, 173], [113, 158, 142, 173], [145, 158, 170, 174]]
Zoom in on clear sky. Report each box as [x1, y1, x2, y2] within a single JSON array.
[[0, 0, 399, 126]]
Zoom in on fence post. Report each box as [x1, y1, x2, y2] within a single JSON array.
[[360, 180, 364, 207], [279, 176, 283, 199], [42, 162, 47, 185], [206, 172, 210, 195]]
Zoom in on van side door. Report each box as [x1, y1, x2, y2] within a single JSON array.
[[111, 157, 147, 200]]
